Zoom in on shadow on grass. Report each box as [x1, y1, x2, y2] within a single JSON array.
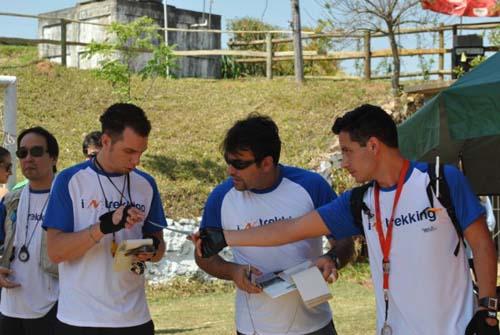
[[155, 326, 210, 334], [143, 154, 226, 184]]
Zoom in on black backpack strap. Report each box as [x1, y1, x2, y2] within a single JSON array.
[[350, 183, 372, 236], [426, 162, 464, 256]]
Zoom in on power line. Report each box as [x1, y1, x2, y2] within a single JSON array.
[[261, 0, 268, 22], [303, 6, 317, 28]]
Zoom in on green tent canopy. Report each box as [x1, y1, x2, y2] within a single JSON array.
[[398, 52, 500, 195]]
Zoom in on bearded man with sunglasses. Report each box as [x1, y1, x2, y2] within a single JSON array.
[[43, 103, 167, 335], [0, 127, 59, 335], [195, 114, 354, 335]]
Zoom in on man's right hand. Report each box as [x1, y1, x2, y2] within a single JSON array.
[[231, 264, 263, 294], [0, 267, 20, 289]]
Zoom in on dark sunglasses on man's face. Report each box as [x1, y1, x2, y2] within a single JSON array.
[[16, 146, 47, 159], [224, 157, 256, 170]]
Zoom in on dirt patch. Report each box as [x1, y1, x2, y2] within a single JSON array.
[[35, 61, 56, 78]]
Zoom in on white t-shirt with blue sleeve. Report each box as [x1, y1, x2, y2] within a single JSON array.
[[201, 165, 336, 335], [317, 161, 484, 335], [42, 160, 167, 328], [1, 188, 58, 319]]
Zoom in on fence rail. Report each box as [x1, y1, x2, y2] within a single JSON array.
[[0, 10, 499, 80]]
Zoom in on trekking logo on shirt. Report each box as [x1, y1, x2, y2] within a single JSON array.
[[28, 212, 44, 221], [366, 206, 437, 230], [236, 215, 293, 230], [80, 198, 146, 211]]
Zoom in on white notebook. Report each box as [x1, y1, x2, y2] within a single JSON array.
[[291, 266, 332, 308], [256, 260, 332, 308]]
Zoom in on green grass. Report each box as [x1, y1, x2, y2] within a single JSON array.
[[0, 46, 390, 218], [148, 263, 375, 335], [0, 45, 38, 68]]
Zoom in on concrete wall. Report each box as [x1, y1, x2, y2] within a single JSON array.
[[38, 0, 221, 78]]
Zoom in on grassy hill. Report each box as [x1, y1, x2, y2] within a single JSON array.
[[0, 46, 390, 218]]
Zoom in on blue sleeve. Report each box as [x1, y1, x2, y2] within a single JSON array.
[[308, 175, 337, 239], [312, 176, 337, 208], [282, 167, 337, 208], [43, 172, 75, 232], [443, 165, 485, 231], [142, 177, 167, 233], [200, 182, 232, 230], [316, 190, 362, 239], [0, 201, 6, 242]]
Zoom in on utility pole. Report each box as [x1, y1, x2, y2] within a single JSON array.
[[163, 0, 170, 77], [291, 0, 304, 84]]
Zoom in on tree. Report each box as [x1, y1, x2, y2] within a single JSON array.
[[227, 17, 339, 77], [490, 27, 500, 46], [321, 0, 437, 96], [227, 17, 290, 77], [85, 16, 176, 102]]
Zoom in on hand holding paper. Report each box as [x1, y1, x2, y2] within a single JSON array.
[[113, 238, 153, 272]]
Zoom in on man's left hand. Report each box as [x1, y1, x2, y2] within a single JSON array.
[[315, 255, 338, 284]]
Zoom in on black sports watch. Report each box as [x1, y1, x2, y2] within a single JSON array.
[[325, 249, 341, 269], [478, 296, 498, 318]]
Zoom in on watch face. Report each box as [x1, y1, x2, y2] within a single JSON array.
[[480, 297, 498, 311]]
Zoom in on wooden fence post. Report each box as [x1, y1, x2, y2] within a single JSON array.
[[291, 0, 304, 84], [364, 31, 371, 80], [439, 23, 444, 80], [266, 33, 273, 80], [60, 19, 67, 67]]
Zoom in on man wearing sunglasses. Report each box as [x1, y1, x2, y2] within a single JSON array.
[[195, 114, 353, 335], [43, 103, 167, 335], [0, 127, 59, 335], [0, 146, 12, 246]]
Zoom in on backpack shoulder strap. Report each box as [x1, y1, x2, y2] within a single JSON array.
[[426, 162, 463, 256], [3, 187, 23, 213], [350, 183, 372, 235]]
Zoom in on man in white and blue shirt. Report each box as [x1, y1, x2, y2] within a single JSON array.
[[43, 103, 167, 335], [196, 115, 353, 335], [0, 127, 60, 335]]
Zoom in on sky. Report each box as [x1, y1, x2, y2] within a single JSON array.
[[0, 0, 498, 76]]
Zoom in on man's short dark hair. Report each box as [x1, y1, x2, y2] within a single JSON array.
[[222, 114, 281, 165], [17, 126, 59, 172], [99, 103, 151, 140], [82, 131, 102, 156], [332, 104, 398, 148], [0, 146, 10, 163]]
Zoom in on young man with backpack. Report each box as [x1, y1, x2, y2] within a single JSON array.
[[196, 104, 499, 335]]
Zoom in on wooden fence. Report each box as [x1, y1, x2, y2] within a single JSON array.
[[0, 11, 499, 80], [228, 22, 500, 80]]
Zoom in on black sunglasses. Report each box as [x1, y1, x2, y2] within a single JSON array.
[[225, 157, 256, 170], [16, 146, 47, 159]]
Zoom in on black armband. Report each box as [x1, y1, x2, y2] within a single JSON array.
[[200, 227, 227, 258]]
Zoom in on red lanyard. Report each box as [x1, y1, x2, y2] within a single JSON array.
[[373, 159, 410, 295]]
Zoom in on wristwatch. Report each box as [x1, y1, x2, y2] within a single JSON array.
[[478, 296, 498, 318], [325, 249, 341, 269]]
